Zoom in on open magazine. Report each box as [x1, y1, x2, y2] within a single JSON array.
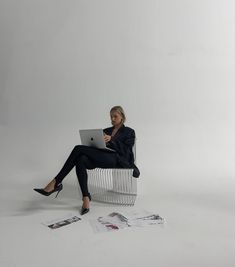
[[89, 209, 164, 233], [42, 214, 81, 229]]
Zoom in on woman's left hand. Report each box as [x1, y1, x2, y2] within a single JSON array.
[[104, 134, 112, 143]]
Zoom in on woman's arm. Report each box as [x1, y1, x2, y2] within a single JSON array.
[[107, 128, 135, 155], [110, 129, 135, 147]]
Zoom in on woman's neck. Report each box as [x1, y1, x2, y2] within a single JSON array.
[[114, 123, 123, 130]]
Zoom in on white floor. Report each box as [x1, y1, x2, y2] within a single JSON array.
[[0, 170, 235, 267]]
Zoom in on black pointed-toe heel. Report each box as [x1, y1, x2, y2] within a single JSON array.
[[81, 207, 90, 215], [80, 193, 91, 215], [33, 181, 63, 198]]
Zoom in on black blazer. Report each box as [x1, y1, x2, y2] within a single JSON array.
[[103, 124, 140, 178]]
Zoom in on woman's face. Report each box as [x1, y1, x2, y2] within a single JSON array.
[[110, 111, 123, 127]]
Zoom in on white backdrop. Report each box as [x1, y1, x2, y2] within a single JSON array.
[[1, 0, 235, 196]]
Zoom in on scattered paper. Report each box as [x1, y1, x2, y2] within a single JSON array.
[[89, 209, 164, 233], [42, 213, 81, 229]]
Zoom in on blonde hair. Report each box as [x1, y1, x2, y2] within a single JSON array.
[[110, 106, 126, 124]]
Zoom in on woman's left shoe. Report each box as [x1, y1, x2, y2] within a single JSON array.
[[80, 207, 90, 215], [80, 193, 91, 215]]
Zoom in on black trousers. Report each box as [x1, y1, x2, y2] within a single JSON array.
[[54, 145, 118, 197]]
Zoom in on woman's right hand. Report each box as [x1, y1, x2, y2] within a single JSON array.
[[104, 134, 111, 143]]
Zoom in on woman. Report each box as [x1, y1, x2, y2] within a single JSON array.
[[34, 106, 140, 215]]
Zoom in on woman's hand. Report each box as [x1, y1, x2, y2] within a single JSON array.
[[104, 134, 112, 143]]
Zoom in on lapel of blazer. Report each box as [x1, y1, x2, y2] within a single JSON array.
[[112, 124, 125, 140]]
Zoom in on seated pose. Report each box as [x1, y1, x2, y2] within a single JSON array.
[[34, 106, 140, 215]]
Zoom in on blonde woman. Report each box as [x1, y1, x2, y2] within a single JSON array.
[[34, 106, 140, 215]]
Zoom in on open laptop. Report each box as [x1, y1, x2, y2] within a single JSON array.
[[79, 129, 116, 152]]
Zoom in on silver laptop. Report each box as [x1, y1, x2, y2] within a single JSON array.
[[79, 129, 115, 152]]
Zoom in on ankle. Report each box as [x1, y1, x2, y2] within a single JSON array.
[[44, 179, 56, 190], [82, 199, 90, 208]]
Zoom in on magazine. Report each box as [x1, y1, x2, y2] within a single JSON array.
[[42, 214, 81, 230], [89, 209, 164, 233]]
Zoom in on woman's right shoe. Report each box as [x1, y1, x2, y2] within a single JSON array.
[[33, 181, 63, 198]]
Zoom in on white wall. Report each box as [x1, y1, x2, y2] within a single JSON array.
[[1, 0, 235, 194]]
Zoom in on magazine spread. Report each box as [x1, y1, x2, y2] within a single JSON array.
[[42, 213, 81, 229], [89, 209, 164, 233]]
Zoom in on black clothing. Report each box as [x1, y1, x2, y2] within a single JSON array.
[[54, 125, 140, 197], [54, 145, 118, 197], [103, 124, 140, 178]]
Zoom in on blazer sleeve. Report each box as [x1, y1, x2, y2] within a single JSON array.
[[107, 128, 135, 156], [104, 126, 140, 178]]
